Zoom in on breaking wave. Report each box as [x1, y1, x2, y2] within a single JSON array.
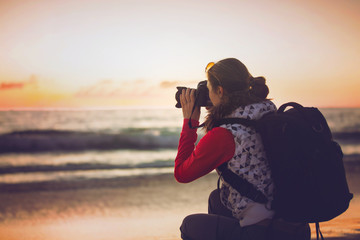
[[0, 129, 181, 153]]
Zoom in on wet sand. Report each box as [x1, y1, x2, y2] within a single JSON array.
[[0, 165, 359, 240]]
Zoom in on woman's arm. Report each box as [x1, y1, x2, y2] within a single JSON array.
[[174, 118, 235, 183]]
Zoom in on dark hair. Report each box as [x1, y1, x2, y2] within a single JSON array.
[[204, 58, 269, 131]]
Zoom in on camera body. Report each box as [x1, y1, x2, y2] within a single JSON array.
[[175, 80, 212, 108]]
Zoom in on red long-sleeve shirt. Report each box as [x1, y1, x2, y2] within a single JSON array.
[[174, 119, 235, 183]]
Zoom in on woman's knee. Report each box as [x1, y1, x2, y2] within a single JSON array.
[[180, 214, 218, 240], [180, 214, 193, 236], [208, 189, 220, 204], [180, 214, 202, 239], [208, 189, 234, 218], [208, 189, 220, 213]]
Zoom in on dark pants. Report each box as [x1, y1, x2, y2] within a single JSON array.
[[180, 189, 311, 240]]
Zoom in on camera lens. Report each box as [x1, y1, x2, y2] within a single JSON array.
[[175, 87, 187, 108]]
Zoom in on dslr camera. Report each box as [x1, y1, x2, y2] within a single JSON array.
[[175, 80, 212, 108]]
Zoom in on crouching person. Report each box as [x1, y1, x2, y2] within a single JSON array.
[[174, 58, 310, 240]]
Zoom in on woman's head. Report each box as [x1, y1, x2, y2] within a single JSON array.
[[204, 58, 270, 131], [206, 58, 269, 106]]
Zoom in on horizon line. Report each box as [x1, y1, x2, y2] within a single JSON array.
[[0, 104, 359, 111], [0, 105, 178, 111]]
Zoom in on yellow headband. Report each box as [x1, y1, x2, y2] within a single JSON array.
[[205, 62, 215, 73]]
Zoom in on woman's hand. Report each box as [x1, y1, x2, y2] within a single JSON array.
[[180, 88, 200, 121]]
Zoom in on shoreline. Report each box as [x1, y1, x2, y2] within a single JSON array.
[[326, 235, 360, 240], [1, 161, 358, 193]]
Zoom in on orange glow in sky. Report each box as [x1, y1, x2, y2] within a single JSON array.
[[0, 0, 359, 109]]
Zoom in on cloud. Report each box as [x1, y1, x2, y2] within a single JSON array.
[[75, 79, 158, 98], [0, 82, 24, 90], [160, 81, 180, 88], [74, 79, 203, 107], [75, 79, 115, 97], [0, 75, 38, 90], [159, 80, 199, 89], [76, 79, 200, 99]]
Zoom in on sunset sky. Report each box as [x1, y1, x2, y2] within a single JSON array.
[[0, 0, 359, 109]]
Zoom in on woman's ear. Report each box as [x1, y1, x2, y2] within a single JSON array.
[[217, 86, 224, 98]]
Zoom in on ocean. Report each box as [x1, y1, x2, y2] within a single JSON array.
[[0, 107, 359, 192], [0, 107, 360, 240]]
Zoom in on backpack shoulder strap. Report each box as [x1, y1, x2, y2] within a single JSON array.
[[217, 162, 268, 204], [215, 118, 268, 204]]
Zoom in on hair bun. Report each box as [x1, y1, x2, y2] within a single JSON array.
[[249, 76, 269, 99]]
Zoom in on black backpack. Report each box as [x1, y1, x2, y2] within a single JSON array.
[[216, 102, 353, 239]]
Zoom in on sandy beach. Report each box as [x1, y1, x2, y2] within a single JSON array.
[[0, 163, 359, 240]]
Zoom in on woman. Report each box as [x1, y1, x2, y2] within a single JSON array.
[[174, 58, 310, 240]]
